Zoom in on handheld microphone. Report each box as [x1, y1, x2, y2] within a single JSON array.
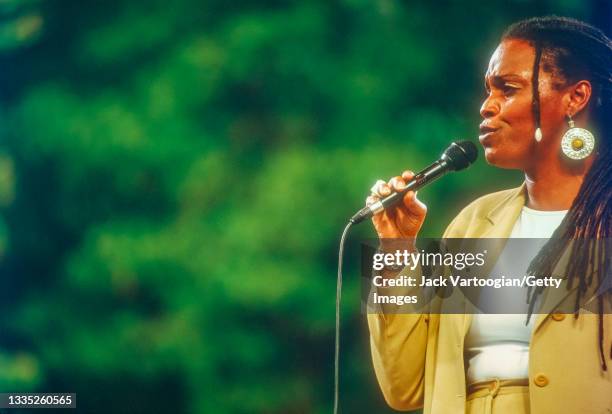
[[349, 140, 478, 224]]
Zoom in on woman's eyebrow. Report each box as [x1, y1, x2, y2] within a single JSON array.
[[492, 74, 528, 83], [484, 74, 528, 90]]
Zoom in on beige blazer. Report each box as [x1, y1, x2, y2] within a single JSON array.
[[367, 185, 612, 413]]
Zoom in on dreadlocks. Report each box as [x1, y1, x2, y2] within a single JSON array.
[[503, 16, 612, 371]]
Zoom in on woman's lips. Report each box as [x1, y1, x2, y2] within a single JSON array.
[[479, 131, 496, 142], [478, 126, 499, 143]]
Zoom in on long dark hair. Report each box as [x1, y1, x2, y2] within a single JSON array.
[[503, 16, 612, 371]]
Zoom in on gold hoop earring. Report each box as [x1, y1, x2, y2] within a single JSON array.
[[561, 115, 595, 160]]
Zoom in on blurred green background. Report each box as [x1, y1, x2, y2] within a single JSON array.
[[0, 0, 608, 413]]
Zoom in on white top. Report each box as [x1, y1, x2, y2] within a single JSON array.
[[465, 206, 567, 384], [508, 206, 568, 239]]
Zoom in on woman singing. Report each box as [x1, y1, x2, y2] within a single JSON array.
[[366, 16, 611, 414]]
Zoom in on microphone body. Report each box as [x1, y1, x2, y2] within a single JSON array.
[[350, 141, 477, 224]]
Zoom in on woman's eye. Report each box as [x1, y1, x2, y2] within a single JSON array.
[[502, 85, 518, 96]]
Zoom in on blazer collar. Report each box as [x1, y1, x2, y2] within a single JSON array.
[[481, 183, 527, 238], [486, 183, 527, 226]]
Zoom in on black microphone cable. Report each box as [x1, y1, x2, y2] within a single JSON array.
[[334, 220, 353, 414]]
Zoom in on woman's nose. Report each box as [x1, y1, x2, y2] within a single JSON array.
[[480, 94, 500, 118]]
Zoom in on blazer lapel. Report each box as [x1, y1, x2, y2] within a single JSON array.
[[481, 183, 526, 238]]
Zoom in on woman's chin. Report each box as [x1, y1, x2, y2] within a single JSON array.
[[483, 147, 499, 164], [483, 148, 517, 169]]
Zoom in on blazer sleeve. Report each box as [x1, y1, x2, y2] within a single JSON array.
[[367, 310, 429, 410], [366, 217, 462, 411]]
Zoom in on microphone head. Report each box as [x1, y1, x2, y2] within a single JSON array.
[[442, 140, 478, 171]]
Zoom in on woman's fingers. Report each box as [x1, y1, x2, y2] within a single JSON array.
[[387, 171, 415, 193], [366, 170, 427, 239], [371, 172, 415, 198], [402, 191, 427, 217], [413, 192, 427, 211], [389, 176, 406, 191], [401, 170, 415, 181], [376, 180, 391, 197]]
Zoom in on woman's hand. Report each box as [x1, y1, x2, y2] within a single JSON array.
[[366, 170, 428, 240]]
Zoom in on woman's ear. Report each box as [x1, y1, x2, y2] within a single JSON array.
[[567, 80, 592, 116]]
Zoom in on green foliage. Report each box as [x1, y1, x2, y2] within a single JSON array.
[[0, 0, 591, 412], [0, 0, 43, 51]]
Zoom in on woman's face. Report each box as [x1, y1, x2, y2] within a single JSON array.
[[479, 39, 569, 169]]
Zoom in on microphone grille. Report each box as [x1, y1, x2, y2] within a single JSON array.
[[443, 140, 478, 171]]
